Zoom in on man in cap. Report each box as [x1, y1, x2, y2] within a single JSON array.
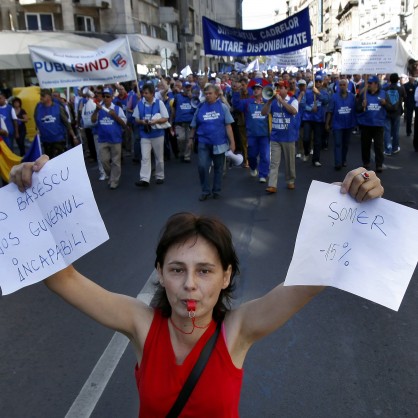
[[170, 81, 195, 162], [355, 75, 390, 172], [91, 87, 127, 189], [34, 89, 78, 158], [232, 82, 270, 183], [301, 74, 330, 166], [261, 80, 299, 193], [325, 78, 356, 170], [133, 83, 169, 187]]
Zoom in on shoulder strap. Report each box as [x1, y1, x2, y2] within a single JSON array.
[[166, 320, 222, 418]]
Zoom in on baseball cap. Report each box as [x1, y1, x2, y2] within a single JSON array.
[[252, 83, 263, 89], [183, 81, 192, 87], [297, 79, 307, 85], [367, 75, 379, 83], [103, 87, 113, 95], [315, 75, 323, 81]]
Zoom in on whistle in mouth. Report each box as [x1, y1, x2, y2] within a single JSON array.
[[186, 300, 196, 312]]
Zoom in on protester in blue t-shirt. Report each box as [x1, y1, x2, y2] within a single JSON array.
[[355, 75, 389, 173], [325, 78, 357, 170], [189, 84, 235, 201]]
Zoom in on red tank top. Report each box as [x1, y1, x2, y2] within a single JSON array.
[[135, 309, 243, 417]]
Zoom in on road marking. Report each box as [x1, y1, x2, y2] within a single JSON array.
[[64, 270, 158, 418]]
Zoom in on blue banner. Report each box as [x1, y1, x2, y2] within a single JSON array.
[[202, 8, 312, 57]]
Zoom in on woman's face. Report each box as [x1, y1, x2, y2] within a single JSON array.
[[157, 236, 231, 323]]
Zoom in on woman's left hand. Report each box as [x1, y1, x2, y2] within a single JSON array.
[[339, 167, 384, 202], [10, 155, 49, 192]]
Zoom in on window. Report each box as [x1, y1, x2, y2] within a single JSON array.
[[76, 16, 95, 32], [150, 26, 157, 38], [25, 13, 54, 31], [140, 23, 148, 36]]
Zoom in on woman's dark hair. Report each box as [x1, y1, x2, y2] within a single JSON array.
[[151, 212, 240, 322], [12, 97, 22, 107]]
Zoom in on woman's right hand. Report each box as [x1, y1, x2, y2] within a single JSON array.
[[10, 155, 49, 192]]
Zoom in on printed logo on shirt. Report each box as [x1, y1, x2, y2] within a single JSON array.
[[203, 111, 221, 121], [337, 106, 352, 115], [41, 115, 57, 123], [99, 116, 116, 126]]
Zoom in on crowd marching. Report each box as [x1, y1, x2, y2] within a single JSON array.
[[1, 61, 417, 197]]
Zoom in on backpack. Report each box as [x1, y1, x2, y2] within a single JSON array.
[[385, 87, 401, 114]]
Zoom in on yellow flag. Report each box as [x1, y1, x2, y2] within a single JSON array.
[[0, 139, 23, 183]]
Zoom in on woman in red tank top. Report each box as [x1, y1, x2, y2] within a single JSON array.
[[9, 157, 384, 417]]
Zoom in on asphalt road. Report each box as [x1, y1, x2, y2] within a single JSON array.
[[1, 128, 417, 418]]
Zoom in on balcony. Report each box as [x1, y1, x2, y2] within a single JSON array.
[[72, 0, 112, 8], [159, 7, 179, 24], [19, 0, 62, 4]]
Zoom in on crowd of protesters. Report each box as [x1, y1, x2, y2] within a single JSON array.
[[1, 60, 417, 196]]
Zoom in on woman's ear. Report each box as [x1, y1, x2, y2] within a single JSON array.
[[157, 263, 164, 286], [222, 265, 232, 289]]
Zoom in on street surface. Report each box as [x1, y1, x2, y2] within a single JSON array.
[[1, 129, 417, 418]]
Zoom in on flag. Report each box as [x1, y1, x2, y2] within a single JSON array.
[[22, 134, 42, 163], [0, 138, 22, 183], [0, 135, 42, 183], [180, 65, 193, 78], [244, 58, 259, 73]]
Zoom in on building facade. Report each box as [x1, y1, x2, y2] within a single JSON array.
[[286, 0, 417, 71], [0, 0, 242, 87]]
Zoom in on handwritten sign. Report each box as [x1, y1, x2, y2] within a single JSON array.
[[285, 181, 418, 311], [0, 145, 109, 295]]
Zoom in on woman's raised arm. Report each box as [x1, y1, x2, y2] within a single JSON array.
[[229, 168, 384, 347]]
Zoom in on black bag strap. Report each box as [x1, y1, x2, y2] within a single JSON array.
[[166, 320, 222, 418]]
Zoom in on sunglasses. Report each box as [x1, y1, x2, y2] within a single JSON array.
[[103, 94, 112, 98]]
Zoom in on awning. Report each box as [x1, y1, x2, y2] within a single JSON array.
[[121, 34, 178, 63], [0, 31, 106, 70]]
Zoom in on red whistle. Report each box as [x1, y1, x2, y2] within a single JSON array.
[[186, 300, 196, 312]]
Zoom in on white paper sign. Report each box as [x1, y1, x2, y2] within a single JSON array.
[[285, 181, 418, 311], [0, 146, 109, 295], [341, 39, 397, 74], [29, 38, 137, 88], [266, 47, 309, 69]]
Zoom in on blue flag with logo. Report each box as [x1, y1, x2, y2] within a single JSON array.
[[203, 7, 312, 57]]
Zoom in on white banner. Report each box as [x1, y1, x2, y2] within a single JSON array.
[[266, 47, 309, 69], [341, 38, 411, 75], [29, 38, 137, 88]]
